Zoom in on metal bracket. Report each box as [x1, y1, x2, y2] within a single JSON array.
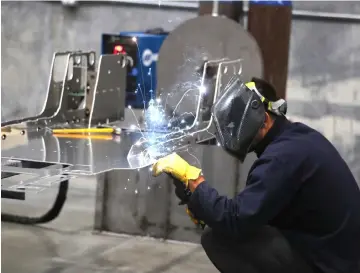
[[33, 51, 97, 127], [88, 54, 127, 127]]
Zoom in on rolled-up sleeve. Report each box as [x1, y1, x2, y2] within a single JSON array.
[[187, 156, 304, 237]]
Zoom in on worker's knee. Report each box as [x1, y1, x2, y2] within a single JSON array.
[[200, 226, 283, 257], [200, 227, 223, 266]]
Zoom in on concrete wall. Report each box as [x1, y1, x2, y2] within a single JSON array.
[[287, 18, 360, 184], [2, 1, 360, 185]]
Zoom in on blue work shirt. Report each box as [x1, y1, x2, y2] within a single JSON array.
[[188, 115, 360, 273]]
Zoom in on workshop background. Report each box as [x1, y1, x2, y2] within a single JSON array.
[[2, 1, 360, 184], [1, 1, 360, 272]]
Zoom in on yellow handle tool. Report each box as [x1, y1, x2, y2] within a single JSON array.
[[53, 133, 114, 140], [51, 127, 116, 134]]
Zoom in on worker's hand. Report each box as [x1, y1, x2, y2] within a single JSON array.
[[173, 178, 191, 205], [152, 153, 202, 188], [186, 207, 206, 229]]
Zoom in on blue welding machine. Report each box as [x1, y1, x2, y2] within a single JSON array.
[[102, 30, 168, 109]]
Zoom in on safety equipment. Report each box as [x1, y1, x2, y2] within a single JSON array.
[[173, 178, 191, 205], [212, 78, 286, 162], [152, 153, 206, 228], [173, 178, 206, 228], [152, 153, 202, 188], [245, 81, 287, 116]]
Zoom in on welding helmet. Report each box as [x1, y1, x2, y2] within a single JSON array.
[[212, 77, 287, 162]]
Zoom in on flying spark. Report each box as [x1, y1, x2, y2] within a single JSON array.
[[126, 57, 243, 170]]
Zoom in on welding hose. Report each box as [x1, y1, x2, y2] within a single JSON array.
[[1, 180, 69, 225]]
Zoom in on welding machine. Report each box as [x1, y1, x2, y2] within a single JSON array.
[[102, 29, 168, 109]]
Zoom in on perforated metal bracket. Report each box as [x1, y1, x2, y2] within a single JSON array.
[[33, 51, 97, 127]]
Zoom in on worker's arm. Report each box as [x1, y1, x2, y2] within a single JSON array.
[[187, 155, 304, 237]]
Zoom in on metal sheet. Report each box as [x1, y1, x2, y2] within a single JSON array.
[[49, 51, 96, 125], [88, 54, 127, 126], [156, 15, 263, 117], [1, 126, 163, 174], [94, 144, 254, 242], [33, 51, 96, 126]]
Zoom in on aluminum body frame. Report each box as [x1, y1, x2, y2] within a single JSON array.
[[1, 52, 127, 194]]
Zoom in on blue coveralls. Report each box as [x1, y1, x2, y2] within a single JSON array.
[[188, 115, 360, 273]]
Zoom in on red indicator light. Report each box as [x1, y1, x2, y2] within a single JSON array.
[[113, 45, 125, 54]]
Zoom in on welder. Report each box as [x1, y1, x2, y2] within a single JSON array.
[[152, 77, 360, 273]]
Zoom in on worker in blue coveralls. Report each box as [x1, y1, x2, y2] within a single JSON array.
[[152, 77, 360, 273]]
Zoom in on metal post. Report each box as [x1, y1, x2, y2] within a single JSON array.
[[247, 1, 292, 99], [199, 1, 244, 23]]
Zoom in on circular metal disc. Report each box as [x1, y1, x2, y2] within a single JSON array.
[[157, 15, 263, 115]]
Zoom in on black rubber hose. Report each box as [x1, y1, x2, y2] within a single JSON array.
[[1, 180, 69, 225]]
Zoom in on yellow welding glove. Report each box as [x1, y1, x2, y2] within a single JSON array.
[[152, 153, 205, 229], [152, 153, 202, 188]]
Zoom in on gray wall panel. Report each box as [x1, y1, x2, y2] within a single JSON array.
[[286, 18, 360, 183]]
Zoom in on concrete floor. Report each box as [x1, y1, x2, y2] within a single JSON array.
[[1, 177, 217, 273]]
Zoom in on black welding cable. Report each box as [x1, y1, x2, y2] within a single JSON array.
[[1, 180, 69, 225]]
